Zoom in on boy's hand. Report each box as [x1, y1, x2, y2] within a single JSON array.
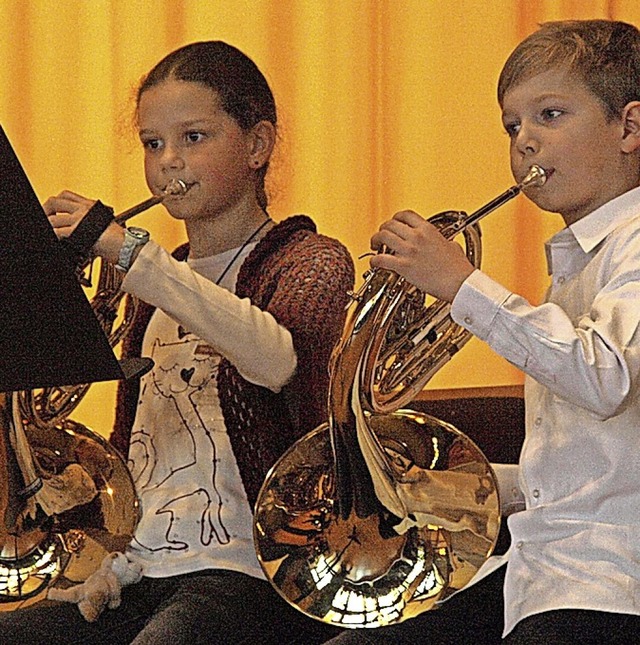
[[370, 210, 475, 302]]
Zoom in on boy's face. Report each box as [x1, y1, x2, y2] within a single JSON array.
[[501, 68, 631, 225]]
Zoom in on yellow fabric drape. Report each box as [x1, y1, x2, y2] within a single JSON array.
[[1, 0, 640, 437]]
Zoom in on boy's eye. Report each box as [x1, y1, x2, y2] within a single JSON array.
[[504, 122, 521, 138]]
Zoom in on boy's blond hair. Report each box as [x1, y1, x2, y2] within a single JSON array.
[[498, 20, 640, 120]]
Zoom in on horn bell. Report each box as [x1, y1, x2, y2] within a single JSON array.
[[254, 411, 499, 628]]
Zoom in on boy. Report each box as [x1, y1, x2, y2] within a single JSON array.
[[325, 19, 640, 644]]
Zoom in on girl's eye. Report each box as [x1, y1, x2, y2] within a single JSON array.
[[142, 138, 162, 151], [541, 108, 563, 122], [186, 131, 205, 143]]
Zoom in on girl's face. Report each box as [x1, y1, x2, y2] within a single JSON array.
[[137, 79, 259, 223], [501, 68, 633, 225]]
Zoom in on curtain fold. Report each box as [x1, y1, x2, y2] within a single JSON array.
[[1, 0, 639, 435]]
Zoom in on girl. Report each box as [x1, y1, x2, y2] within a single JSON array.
[[3, 41, 354, 644]]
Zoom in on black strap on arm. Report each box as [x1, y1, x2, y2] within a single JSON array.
[[60, 200, 115, 264]]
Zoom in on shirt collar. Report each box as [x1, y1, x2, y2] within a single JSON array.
[[569, 185, 640, 253]]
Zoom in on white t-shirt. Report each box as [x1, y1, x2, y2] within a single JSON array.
[[122, 242, 295, 579]]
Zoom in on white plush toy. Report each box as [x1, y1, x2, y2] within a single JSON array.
[[48, 551, 143, 622]]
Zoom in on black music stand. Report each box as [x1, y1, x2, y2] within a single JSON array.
[[0, 126, 146, 392]]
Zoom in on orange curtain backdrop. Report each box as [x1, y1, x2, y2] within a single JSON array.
[[1, 0, 639, 437]]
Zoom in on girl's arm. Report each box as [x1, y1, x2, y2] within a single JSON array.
[[122, 241, 296, 392]]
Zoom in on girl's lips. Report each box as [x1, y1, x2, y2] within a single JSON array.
[[161, 181, 196, 197]]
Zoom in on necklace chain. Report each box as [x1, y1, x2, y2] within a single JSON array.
[[215, 218, 272, 286]]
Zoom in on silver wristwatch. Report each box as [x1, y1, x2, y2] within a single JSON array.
[[114, 226, 150, 272]]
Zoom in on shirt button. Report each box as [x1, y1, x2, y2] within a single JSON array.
[[557, 276, 565, 284], [516, 541, 524, 550], [534, 417, 542, 426], [532, 489, 540, 498], [464, 316, 472, 325]]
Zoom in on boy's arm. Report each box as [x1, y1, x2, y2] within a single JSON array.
[[371, 210, 640, 419], [450, 268, 639, 419], [370, 210, 474, 302], [492, 463, 525, 516]]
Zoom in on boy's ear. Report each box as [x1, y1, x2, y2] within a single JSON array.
[[621, 101, 640, 153], [248, 120, 276, 169]]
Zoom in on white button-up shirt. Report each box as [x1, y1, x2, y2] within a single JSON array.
[[451, 185, 640, 636]]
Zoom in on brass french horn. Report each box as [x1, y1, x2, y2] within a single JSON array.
[[253, 166, 546, 628], [0, 180, 187, 610]]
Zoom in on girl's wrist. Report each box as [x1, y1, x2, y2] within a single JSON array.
[[95, 223, 126, 264]]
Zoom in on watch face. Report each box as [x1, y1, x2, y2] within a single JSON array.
[[127, 226, 150, 241]]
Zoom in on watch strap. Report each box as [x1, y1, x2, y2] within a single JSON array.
[[115, 227, 149, 273]]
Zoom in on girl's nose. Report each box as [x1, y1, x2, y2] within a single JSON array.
[[160, 144, 185, 170]]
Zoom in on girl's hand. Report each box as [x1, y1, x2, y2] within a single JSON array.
[[370, 210, 475, 302], [43, 191, 125, 263], [43, 190, 96, 238]]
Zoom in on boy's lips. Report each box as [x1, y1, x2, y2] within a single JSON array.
[[521, 166, 554, 186]]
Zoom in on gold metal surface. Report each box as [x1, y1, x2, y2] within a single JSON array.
[[362, 165, 547, 414], [0, 408, 139, 610], [0, 185, 192, 609], [254, 166, 546, 628], [255, 413, 499, 628]]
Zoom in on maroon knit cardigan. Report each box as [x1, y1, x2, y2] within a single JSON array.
[[110, 215, 355, 509]]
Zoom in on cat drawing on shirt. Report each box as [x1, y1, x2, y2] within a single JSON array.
[[130, 335, 230, 548]]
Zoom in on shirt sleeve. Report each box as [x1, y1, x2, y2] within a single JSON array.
[[121, 241, 296, 392], [450, 265, 640, 419], [492, 463, 525, 516]]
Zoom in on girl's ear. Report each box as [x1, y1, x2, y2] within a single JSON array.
[[621, 101, 640, 153], [248, 120, 276, 169]]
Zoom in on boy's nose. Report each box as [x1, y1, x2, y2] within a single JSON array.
[[514, 124, 539, 156]]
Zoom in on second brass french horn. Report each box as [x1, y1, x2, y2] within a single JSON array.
[[254, 166, 546, 629], [0, 180, 187, 610]]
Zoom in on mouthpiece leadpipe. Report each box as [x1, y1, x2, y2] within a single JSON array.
[[114, 178, 190, 225], [520, 164, 547, 189], [442, 164, 547, 237]]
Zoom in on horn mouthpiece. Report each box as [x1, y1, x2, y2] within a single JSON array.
[[520, 165, 547, 189], [163, 179, 189, 196]]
